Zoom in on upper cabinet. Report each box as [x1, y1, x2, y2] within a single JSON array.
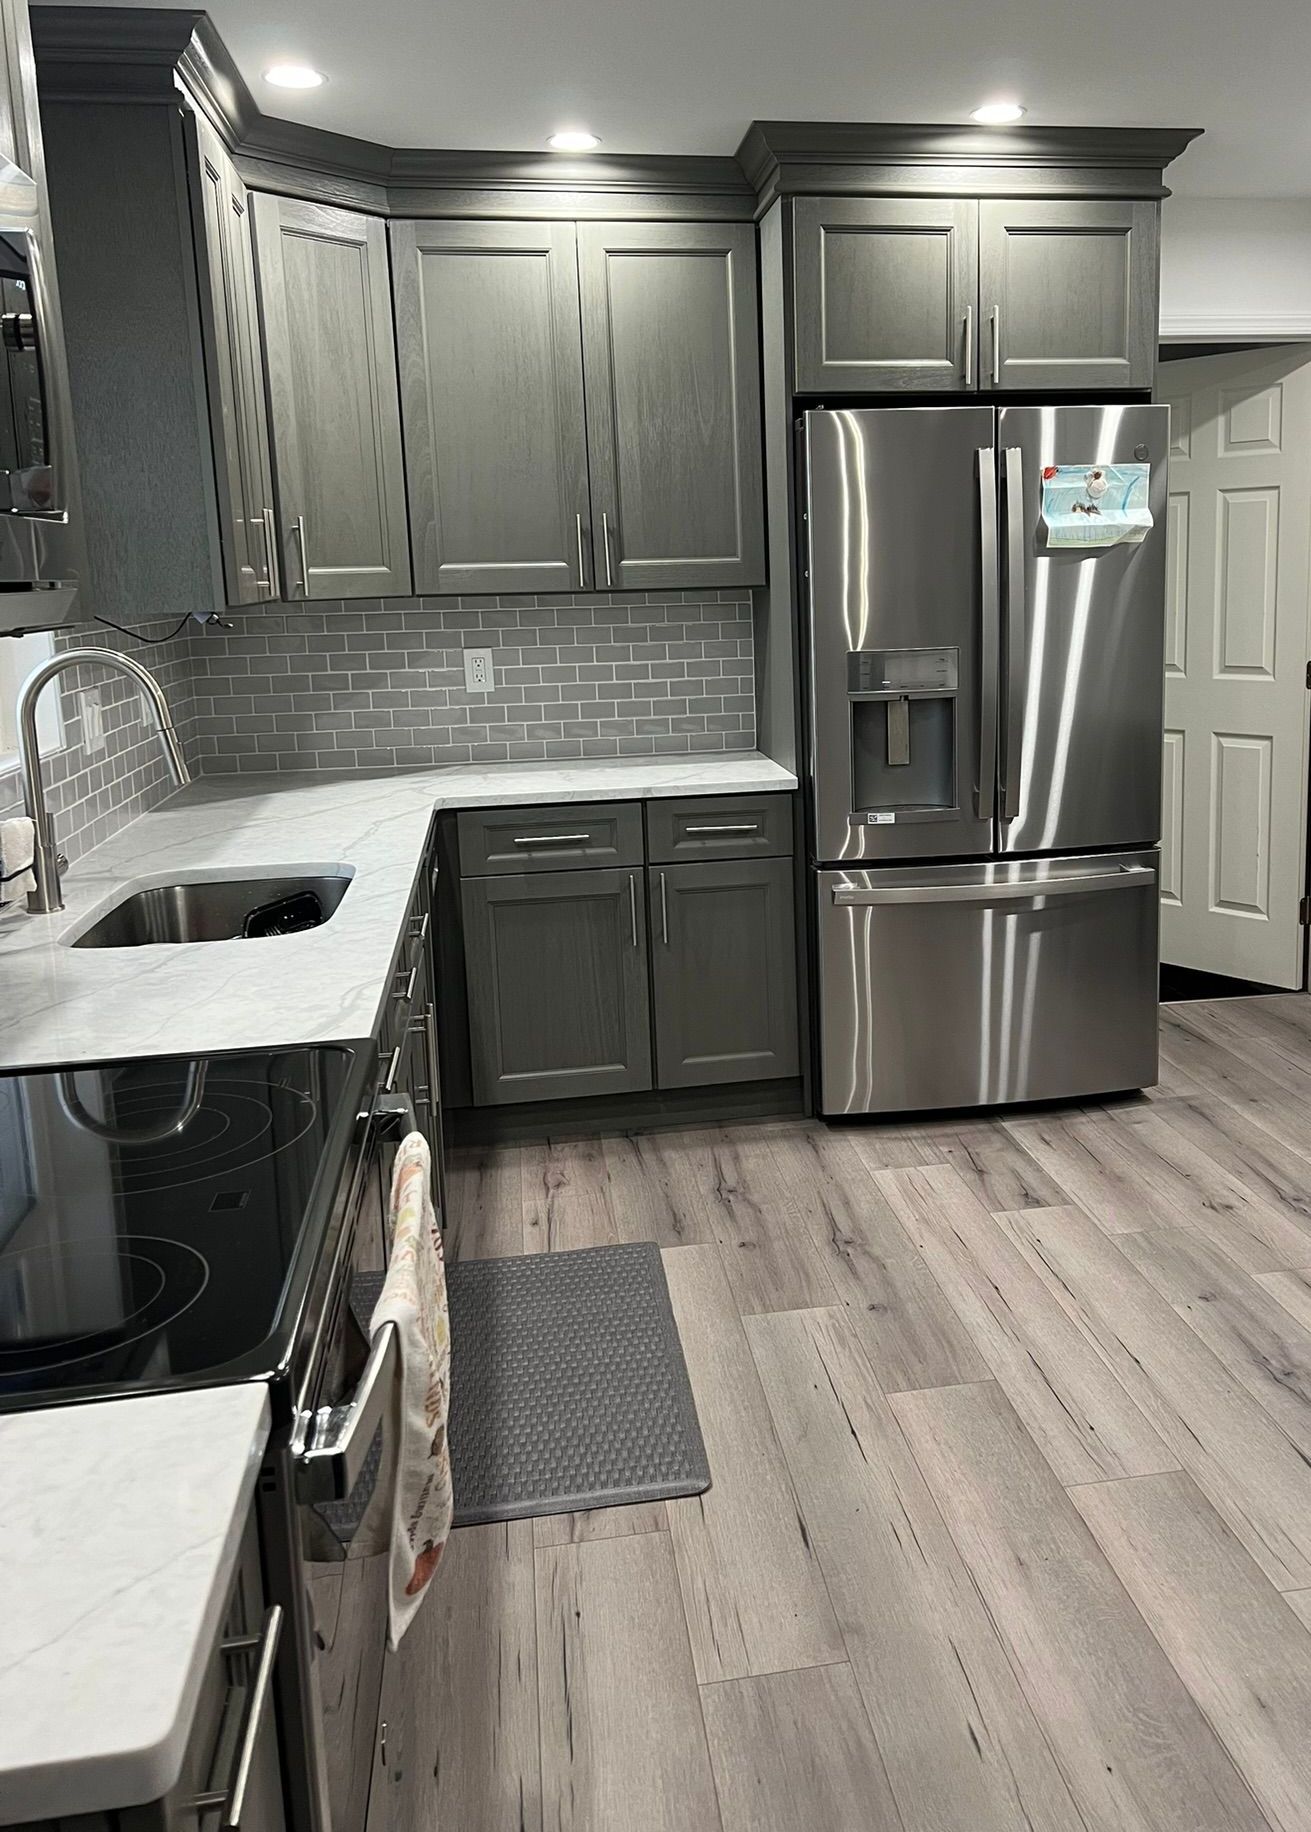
[[793, 197, 978, 393], [790, 194, 1160, 395], [390, 216, 767, 595], [977, 199, 1158, 392], [190, 114, 279, 602], [252, 196, 411, 598], [391, 218, 590, 595], [577, 221, 765, 590]]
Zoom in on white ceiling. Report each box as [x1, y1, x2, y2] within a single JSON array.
[[52, 0, 1311, 196]]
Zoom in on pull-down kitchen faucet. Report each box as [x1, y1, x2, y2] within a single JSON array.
[[16, 647, 191, 914]]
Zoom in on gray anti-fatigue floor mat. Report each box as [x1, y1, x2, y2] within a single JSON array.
[[444, 1241, 710, 1526]]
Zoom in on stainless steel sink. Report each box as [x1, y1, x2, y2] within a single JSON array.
[[70, 872, 353, 948]]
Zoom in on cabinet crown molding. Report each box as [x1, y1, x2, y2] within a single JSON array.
[[737, 120, 1204, 208]]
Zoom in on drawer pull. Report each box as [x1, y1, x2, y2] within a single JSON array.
[[684, 823, 759, 835], [382, 1045, 401, 1093], [512, 832, 591, 846], [191, 1605, 283, 1828], [393, 962, 419, 1005], [409, 909, 430, 943]]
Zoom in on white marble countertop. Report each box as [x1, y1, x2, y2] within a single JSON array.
[[0, 1385, 270, 1824], [0, 754, 795, 1071]]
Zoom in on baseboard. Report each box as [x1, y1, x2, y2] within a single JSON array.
[[448, 1076, 804, 1145]]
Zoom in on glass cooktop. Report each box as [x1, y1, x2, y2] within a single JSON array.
[[0, 1044, 365, 1410]]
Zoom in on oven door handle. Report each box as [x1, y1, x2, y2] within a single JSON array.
[[296, 1318, 398, 1504]]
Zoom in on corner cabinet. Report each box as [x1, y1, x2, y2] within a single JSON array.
[[791, 194, 1160, 395], [390, 218, 590, 595], [252, 195, 411, 598], [577, 221, 766, 589]]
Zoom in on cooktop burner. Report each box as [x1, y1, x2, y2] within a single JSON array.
[[0, 1043, 368, 1411]]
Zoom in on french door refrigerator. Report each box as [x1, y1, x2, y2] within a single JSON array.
[[804, 404, 1167, 1116]]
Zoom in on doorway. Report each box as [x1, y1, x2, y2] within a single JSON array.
[[1155, 343, 1311, 991]]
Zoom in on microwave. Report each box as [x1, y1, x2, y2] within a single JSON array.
[[0, 153, 81, 635]]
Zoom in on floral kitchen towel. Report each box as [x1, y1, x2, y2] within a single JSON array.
[[369, 1130, 452, 1646], [1040, 462, 1153, 548]]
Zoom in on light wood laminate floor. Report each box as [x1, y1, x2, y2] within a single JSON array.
[[384, 995, 1311, 1832]]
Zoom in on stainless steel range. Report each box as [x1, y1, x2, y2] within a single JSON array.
[[803, 403, 1166, 1115]]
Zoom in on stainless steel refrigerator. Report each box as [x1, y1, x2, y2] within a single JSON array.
[[804, 404, 1167, 1116]]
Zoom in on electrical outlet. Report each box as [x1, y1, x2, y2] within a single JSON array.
[[80, 687, 106, 755], [463, 647, 495, 693]]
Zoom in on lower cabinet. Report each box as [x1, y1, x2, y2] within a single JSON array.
[[649, 857, 798, 1087], [462, 866, 652, 1105]]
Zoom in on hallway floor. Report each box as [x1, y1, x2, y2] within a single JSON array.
[[385, 993, 1311, 1831]]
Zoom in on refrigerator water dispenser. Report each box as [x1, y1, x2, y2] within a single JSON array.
[[848, 648, 958, 820]]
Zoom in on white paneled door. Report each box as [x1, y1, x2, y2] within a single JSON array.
[[1156, 346, 1311, 987]]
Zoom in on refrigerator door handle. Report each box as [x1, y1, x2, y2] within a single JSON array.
[[976, 448, 1000, 822], [831, 864, 1155, 906], [1002, 445, 1026, 820]]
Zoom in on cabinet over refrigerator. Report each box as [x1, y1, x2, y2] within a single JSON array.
[[803, 403, 1167, 1115]]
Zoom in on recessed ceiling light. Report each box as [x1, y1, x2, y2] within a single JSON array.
[[264, 63, 326, 90], [547, 129, 601, 152], [971, 100, 1026, 125]]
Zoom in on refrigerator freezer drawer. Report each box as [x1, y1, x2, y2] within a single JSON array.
[[816, 850, 1159, 1116]]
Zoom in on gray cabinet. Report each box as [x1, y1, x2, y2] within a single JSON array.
[[391, 218, 591, 595], [977, 199, 1158, 391], [577, 220, 765, 590], [462, 866, 652, 1104], [649, 856, 798, 1088], [793, 197, 977, 393], [252, 195, 411, 598], [456, 801, 643, 875], [191, 113, 278, 602]]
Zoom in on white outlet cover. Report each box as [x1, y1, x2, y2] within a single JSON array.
[[80, 686, 106, 755], [463, 647, 495, 693]]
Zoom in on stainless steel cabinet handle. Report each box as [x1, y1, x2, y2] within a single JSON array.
[[601, 511, 614, 588], [251, 510, 273, 597], [575, 511, 587, 587], [976, 449, 999, 822], [990, 305, 1001, 386], [393, 961, 419, 1005], [659, 870, 669, 945], [382, 1044, 401, 1092], [294, 514, 309, 596], [512, 832, 590, 846], [1002, 446, 1026, 821], [962, 304, 973, 384], [832, 865, 1154, 907], [409, 909, 430, 943], [190, 1605, 283, 1827], [262, 508, 280, 598], [629, 872, 638, 947], [684, 822, 759, 835]]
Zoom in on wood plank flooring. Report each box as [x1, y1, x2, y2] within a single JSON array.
[[418, 993, 1311, 1831]]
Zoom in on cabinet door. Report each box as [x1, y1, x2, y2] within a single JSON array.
[[462, 867, 651, 1105], [577, 220, 764, 590], [191, 114, 278, 603], [792, 196, 978, 393], [649, 856, 798, 1088], [252, 194, 411, 597], [391, 219, 591, 595], [979, 199, 1158, 392]]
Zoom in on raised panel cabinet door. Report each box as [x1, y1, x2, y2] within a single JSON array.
[[391, 219, 591, 595], [462, 867, 652, 1105], [252, 193, 411, 597], [649, 856, 798, 1088], [979, 199, 1158, 392], [793, 196, 979, 392], [189, 113, 278, 604], [577, 220, 765, 590]]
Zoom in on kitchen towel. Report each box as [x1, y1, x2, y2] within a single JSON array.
[[365, 1131, 453, 1647], [0, 816, 36, 908], [1040, 462, 1153, 548]]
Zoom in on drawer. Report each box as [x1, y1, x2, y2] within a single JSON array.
[[646, 794, 793, 863], [458, 802, 643, 875]]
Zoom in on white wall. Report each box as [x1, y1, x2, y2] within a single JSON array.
[[1160, 197, 1311, 339]]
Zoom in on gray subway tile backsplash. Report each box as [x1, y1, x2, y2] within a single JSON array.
[[190, 591, 757, 773]]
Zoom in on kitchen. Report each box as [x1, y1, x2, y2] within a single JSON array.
[[4, 0, 1311, 1828]]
